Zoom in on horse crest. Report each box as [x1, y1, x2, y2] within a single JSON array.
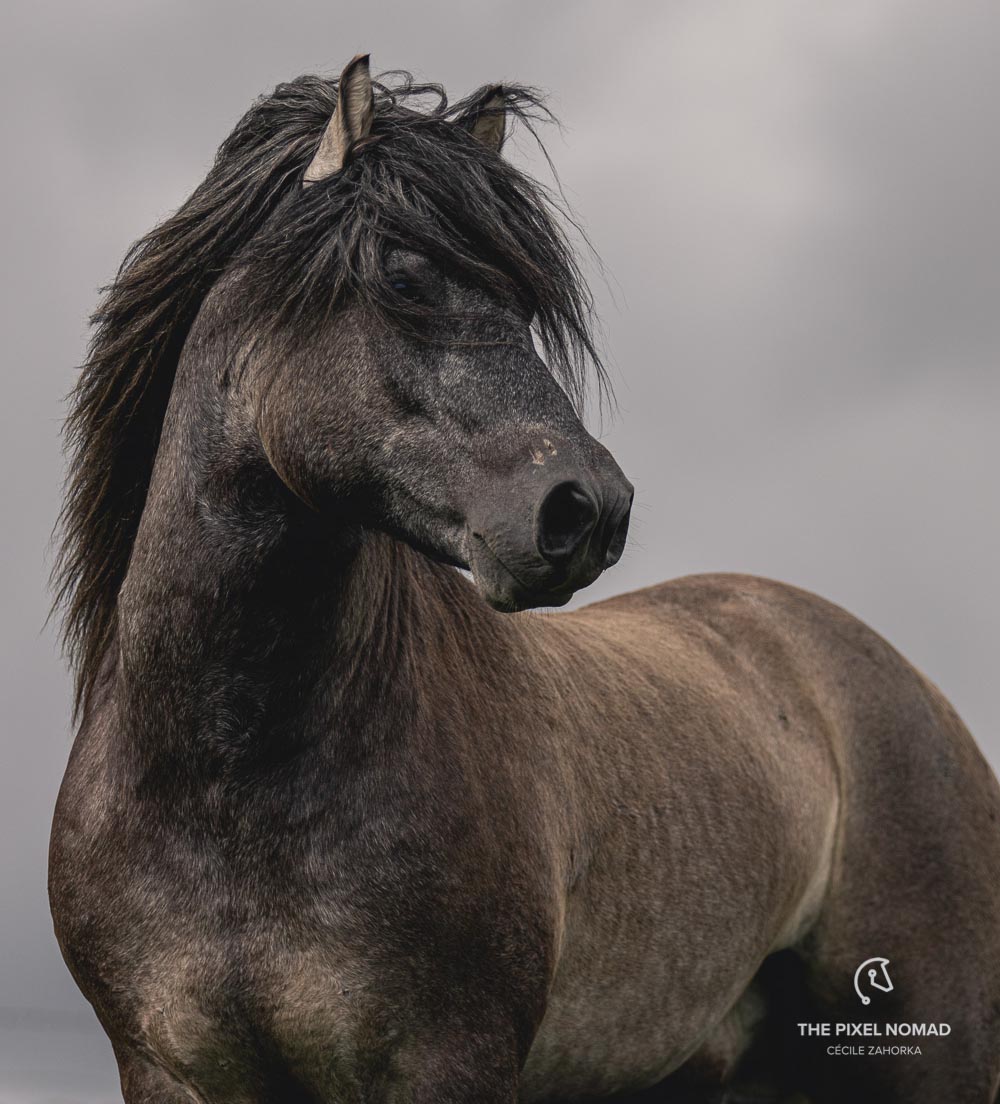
[[854, 957, 894, 1005]]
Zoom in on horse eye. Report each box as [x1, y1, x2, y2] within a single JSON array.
[[389, 277, 423, 302]]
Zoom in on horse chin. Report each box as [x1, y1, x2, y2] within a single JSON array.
[[467, 534, 578, 613], [482, 583, 576, 614]]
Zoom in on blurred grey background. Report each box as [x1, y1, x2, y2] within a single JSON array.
[[2, 0, 998, 1098]]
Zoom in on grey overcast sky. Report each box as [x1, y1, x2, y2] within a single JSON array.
[[1, 1, 998, 1098]]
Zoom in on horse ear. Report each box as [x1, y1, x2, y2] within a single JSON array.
[[303, 54, 375, 185], [459, 85, 507, 153]]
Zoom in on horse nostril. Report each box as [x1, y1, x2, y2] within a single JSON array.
[[535, 480, 599, 564]]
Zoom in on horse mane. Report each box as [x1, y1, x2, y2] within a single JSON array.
[[55, 69, 606, 718]]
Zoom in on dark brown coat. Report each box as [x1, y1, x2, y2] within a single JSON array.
[[50, 59, 1000, 1104]]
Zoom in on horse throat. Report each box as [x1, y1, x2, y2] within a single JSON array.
[[113, 442, 441, 778]]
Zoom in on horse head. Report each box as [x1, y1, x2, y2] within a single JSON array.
[[218, 54, 632, 613]]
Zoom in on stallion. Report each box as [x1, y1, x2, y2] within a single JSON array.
[[50, 56, 1000, 1104]]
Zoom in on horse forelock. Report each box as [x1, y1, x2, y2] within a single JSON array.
[[54, 67, 606, 719]]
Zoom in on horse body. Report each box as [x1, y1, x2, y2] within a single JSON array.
[[54, 484, 999, 1101], [50, 57, 1000, 1103], [51, 524, 838, 1102]]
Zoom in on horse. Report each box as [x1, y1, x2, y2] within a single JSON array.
[[49, 55, 1000, 1104]]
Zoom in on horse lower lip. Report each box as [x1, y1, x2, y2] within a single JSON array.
[[469, 532, 592, 608], [512, 581, 576, 608]]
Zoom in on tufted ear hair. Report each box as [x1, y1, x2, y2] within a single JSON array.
[[303, 53, 375, 184], [457, 85, 507, 153]]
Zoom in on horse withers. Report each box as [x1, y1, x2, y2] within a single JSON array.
[[50, 55, 1000, 1104]]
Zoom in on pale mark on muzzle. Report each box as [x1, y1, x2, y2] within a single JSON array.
[[530, 439, 558, 466]]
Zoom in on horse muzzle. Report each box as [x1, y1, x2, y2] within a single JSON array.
[[464, 438, 633, 612]]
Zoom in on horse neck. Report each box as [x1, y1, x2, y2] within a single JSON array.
[[112, 386, 496, 780]]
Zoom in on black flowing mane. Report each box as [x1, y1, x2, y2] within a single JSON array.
[[54, 70, 605, 717]]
